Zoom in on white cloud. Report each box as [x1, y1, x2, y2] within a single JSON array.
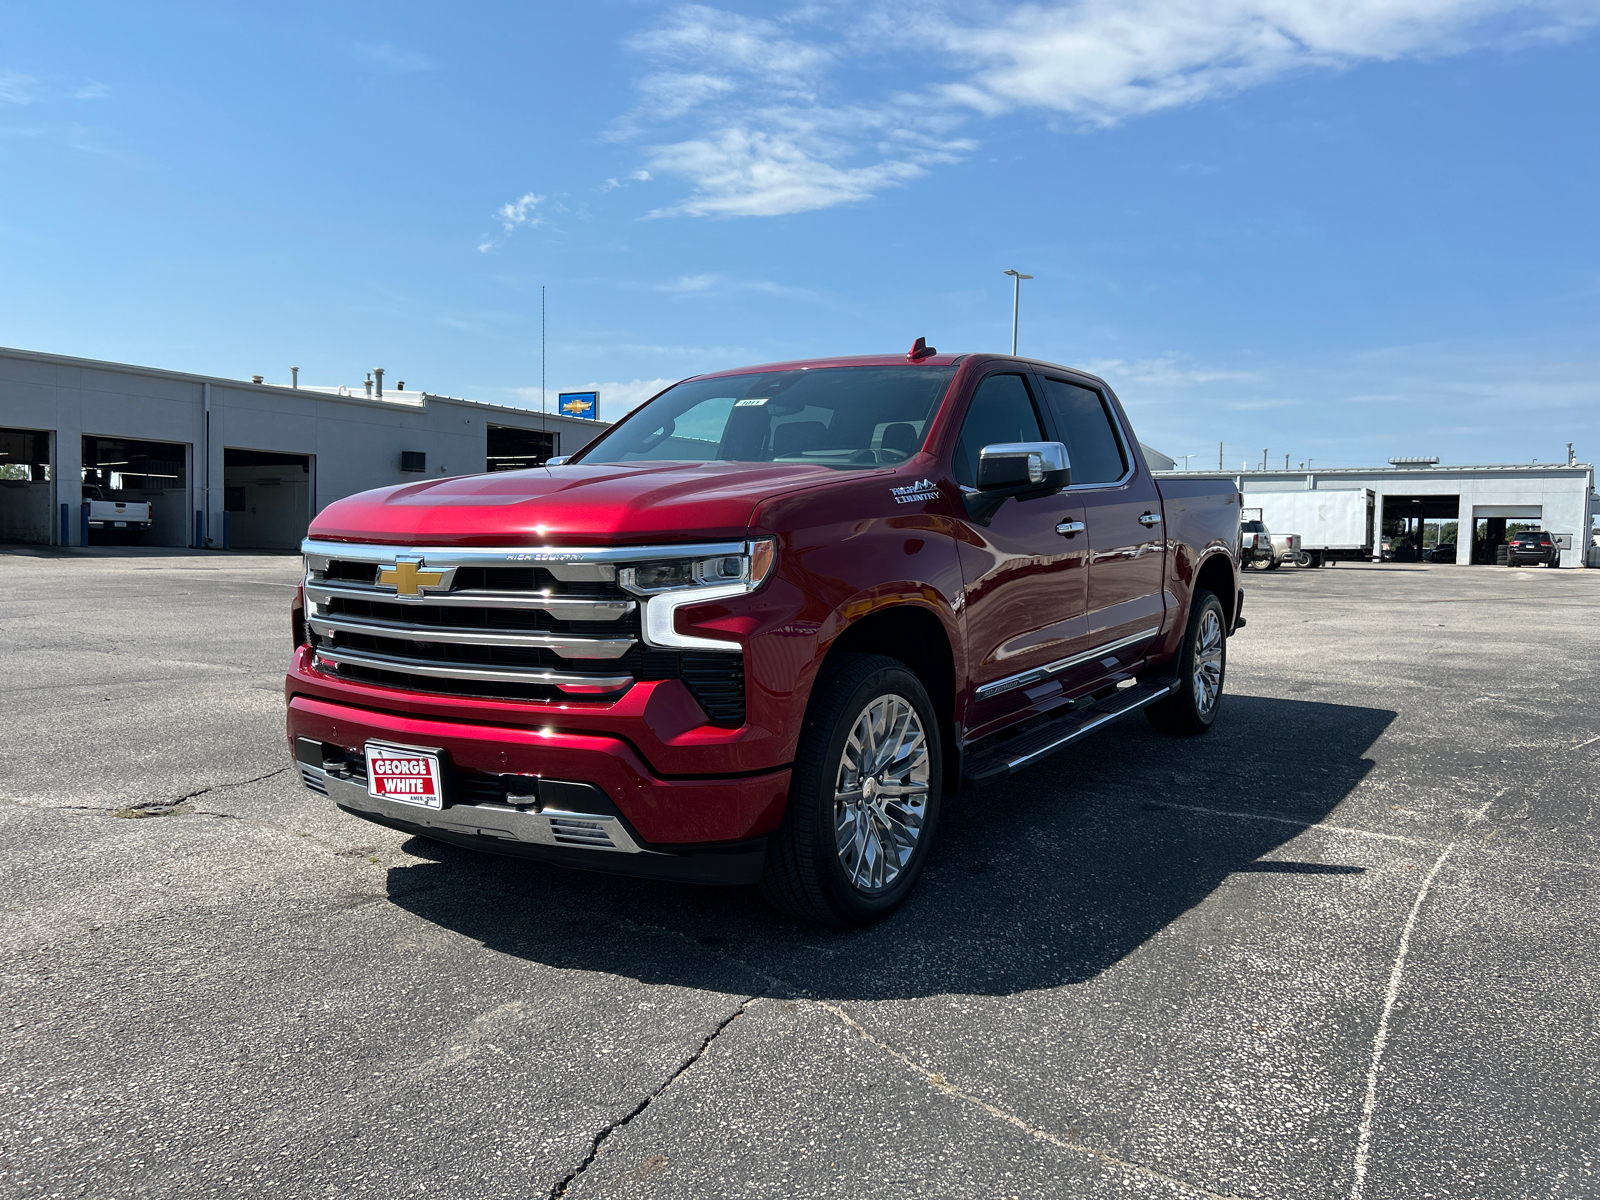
[[617, 1, 1600, 217], [479, 191, 546, 252], [645, 127, 937, 217], [70, 82, 109, 101], [600, 170, 653, 193], [656, 273, 721, 294], [498, 191, 544, 231], [0, 71, 38, 105], [355, 42, 434, 72], [910, 0, 1600, 125]]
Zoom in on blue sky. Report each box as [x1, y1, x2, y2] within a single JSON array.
[[3, 1, 1599, 468]]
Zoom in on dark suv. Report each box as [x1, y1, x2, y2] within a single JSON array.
[[1507, 530, 1560, 567]]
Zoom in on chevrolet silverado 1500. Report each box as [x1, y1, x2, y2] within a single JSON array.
[[287, 346, 1243, 925]]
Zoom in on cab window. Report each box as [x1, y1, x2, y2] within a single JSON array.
[[953, 374, 1046, 489], [1038, 377, 1128, 486]]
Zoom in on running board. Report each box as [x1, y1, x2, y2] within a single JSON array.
[[961, 678, 1180, 786]]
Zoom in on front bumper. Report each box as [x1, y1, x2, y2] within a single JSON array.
[[287, 694, 789, 884]]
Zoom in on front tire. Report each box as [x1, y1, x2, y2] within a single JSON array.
[[760, 654, 942, 927], [1146, 590, 1227, 736]]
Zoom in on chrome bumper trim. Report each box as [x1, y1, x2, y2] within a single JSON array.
[[312, 646, 632, 694], [307, 765, 645, 854], [306, 614, 634, 660]]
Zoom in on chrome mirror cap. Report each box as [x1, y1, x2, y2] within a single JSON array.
[[976, 441, 1071, 491]]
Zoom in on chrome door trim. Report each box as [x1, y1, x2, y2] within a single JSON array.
[[1056, 520, 1086, 536], [973, 626, 1161, 702]]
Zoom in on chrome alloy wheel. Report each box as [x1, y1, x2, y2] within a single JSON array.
[[833, 693, 930, 894], [1192, 607, 1225, 718]]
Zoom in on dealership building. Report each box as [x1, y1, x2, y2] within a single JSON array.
[[1158, 459, 1599, 567], [0, 346, 608, 550]]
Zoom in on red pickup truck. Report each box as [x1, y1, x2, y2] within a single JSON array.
[[287, 346, 1243, 925]]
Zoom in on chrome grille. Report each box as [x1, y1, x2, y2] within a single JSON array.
[[303, 540, 642, 703], [300, 539, 749, 722]]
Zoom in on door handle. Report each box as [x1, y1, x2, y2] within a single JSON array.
[[1138, 512, 1161, 527], [1056, 520, 1085, 537]]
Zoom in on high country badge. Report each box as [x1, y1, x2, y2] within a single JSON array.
[[891, 479, 939, 505]]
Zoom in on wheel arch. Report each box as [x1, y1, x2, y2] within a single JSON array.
[[1194, 550, 1238, 630], [815, 604, 960, 795]]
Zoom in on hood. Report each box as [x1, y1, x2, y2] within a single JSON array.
[[308, 461, 845, 547]]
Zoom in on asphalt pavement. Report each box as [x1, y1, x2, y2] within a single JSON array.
[[1, 547, 1595, 1199]]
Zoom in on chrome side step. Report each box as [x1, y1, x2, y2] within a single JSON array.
[[961, 678, 1180, 786]]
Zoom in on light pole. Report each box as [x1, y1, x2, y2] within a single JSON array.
[[1003, 269, 1032, 355]]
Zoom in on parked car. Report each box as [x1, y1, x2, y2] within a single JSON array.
[[1426, 542, 1457, 563], [287, 346, 1244, 925], [1507, 530, 1560, 567]]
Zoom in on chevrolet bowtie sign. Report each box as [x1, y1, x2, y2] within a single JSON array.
[[557, 391, 597, 419], [376, 558, 456, 599]]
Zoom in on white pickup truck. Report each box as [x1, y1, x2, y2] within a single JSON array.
[[82, 486, 153, 540], [1240, 509, 1302, 571]]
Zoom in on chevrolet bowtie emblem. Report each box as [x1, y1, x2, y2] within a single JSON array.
[[377, 557, 455, 599]]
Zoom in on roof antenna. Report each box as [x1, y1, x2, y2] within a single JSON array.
[[907, 336, 937, 362]]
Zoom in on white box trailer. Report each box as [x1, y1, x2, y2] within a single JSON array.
[[1246, 489, 1374, 566]]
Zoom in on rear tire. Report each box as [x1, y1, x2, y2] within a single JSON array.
[[1145, 590, 1226, 737], [759, 654, 942, 927]]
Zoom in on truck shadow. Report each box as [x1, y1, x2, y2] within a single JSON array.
[[383, 694, 1395, 1001]]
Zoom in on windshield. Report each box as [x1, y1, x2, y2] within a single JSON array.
[[575, 365, 958, 469], [1241, 520, 1266, 533]]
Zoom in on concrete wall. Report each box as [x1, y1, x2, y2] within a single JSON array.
[[0, 481, 53, 543], [0, 347, 609, 547]]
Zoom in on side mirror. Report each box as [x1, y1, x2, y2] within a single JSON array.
[[544, 456, 570, 467], [976, 442, 1071, 491], [965, 442, 1070, 525]]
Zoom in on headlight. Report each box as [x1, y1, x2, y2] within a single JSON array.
[[620, 539, 776, 651], [619, 539, 776, 596]]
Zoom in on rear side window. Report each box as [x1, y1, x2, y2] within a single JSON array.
[[954, 374, 1046, 488], [1038, 378, 1128, 486]]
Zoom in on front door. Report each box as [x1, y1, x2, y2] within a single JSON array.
[[1035, 374, 1167, 677], [951, 371, 1091, 736]]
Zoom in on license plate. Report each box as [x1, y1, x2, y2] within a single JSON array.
[[113, 521, 127, 528], [365, 742, 444, 809]]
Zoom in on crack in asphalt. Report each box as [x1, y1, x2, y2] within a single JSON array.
[[546, 992, 761, 1200], [170, 764, 291, 806], [812, 997, 1255, 1200], [557, 906, 1249, 1197], [0, 765, 292, 817]]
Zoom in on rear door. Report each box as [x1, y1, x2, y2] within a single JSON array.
[[1035, 374, 1167, 678], [952, 371, 1090, 735]]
